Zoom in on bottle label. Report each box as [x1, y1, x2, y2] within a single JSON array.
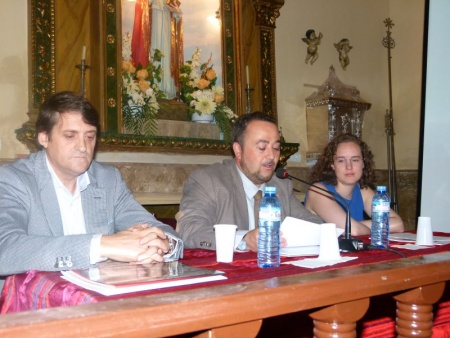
[[373, 201, 390, 212], [259, 208, 281, 221]]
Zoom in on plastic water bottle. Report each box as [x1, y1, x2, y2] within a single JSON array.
[[257, 186, 281, 268], [371, 186, 391, 248]]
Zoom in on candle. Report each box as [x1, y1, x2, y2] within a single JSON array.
[[81, 45, 86, 61], [246, 65, 250, 85]]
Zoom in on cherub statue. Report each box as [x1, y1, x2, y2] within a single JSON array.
[[334, 38, 353, 71], [302, 29, 323, 65]]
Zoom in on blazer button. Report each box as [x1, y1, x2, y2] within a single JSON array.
[[206, 242, 211, 247]]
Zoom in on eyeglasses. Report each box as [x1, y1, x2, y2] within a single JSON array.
[[334, 156, 363, 166]]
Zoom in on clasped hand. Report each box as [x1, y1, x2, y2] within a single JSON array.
[[101, 224, 170, 264]]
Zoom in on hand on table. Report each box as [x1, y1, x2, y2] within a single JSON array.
[[101, 225, 169, 263], [244, 229, 287, 252]]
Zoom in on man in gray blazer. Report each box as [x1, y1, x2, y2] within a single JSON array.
[[177, 112, 322, 251], [0, 91, 182, 292]]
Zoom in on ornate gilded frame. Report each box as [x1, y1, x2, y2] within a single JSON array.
[[18, 0, 298, 165], [99, 0, 240, 154]]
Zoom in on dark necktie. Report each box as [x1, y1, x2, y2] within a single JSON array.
[[253, 190, 263, 228]]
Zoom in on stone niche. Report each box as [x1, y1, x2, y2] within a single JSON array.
[[157, 120, 220, 139], [305, 66, 371, 162], [157, 100, 220, 140], [124, 100, 220, 140]]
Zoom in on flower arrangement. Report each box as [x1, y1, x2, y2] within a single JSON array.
[[179, 48, 237, 141], [121, 32, 165, 136], [121, 32, 236, 141]]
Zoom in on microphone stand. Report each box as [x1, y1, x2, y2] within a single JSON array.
[[276, 168, 364, 252]]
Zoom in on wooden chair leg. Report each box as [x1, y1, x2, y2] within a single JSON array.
[[310, 298, 370, 338]]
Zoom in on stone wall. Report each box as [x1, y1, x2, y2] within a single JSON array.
[[111, 162, 201, 194], [114, 162, 418, 231]]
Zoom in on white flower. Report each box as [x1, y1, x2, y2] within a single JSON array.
[[191, 48, 201, 64], [190, 48, 202, 80], [130, 91, 145, 106], [144, 87, 154, 98], [148, 94, 159, 110], [223, 106, 237, 119], [122, 32, 133, 61], [192, 91, 217, 115], [211, 85, 224, 96], [191, 58, 201, 68], [192, 89, 213, 101]]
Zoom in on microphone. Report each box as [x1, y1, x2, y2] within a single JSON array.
[[275, 168, 364, 252]]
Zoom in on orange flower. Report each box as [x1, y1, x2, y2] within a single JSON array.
[[122, 60, 136, 73], [138, 79, 150, 92], [205, 68, 216, 80], [136, 69, 149, 80], [214, 93, 224, 103], [196, 78, 210, 90]]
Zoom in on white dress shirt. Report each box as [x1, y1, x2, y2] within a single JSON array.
[[235, 165, 265, 250], [46, 155, 102, 264]]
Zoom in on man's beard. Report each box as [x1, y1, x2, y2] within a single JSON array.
[[239, 158, 274, 186]]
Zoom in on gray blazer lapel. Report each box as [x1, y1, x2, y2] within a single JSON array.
[[39, 185, 64, 236], [227, 160, 249, 230], [35, 151, 64, 236]]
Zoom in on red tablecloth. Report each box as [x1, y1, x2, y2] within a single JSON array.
[[2, 235, 450, 337]]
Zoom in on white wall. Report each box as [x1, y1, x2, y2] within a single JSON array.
[[0, 1, 29, 158], [276, 0, 424, 170], [420, 0, 450, 232]]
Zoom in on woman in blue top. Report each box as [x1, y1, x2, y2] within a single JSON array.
[[304, 133, 404, 235]]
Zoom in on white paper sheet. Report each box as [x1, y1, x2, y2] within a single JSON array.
[[283, 256, 358, 269], [390, 233, 450, 245], [281, 217, 344, 247], [280, 246, 320, 257], [390, 243, 434, 250]]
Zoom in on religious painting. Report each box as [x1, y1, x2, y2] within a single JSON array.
[[121, 0, 223, 99], [119, 0, 234, 139]]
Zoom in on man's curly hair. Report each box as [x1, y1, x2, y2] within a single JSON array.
[[310, 133, 376, 189]]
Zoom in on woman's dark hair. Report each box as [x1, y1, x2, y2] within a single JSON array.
[[35, 91, 100, 148], [231, 111, 277, 157], [310, 133, 376, 189]]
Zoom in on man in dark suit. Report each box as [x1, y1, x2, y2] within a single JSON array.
[[0, 91, 182, 291], [177, 112, 322, 252]]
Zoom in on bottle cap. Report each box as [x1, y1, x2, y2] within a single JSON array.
[[264, 186, 277, 194], [376, 186, 387, 192]]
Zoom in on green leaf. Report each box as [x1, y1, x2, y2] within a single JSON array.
[[123, 103, 159, 137]]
